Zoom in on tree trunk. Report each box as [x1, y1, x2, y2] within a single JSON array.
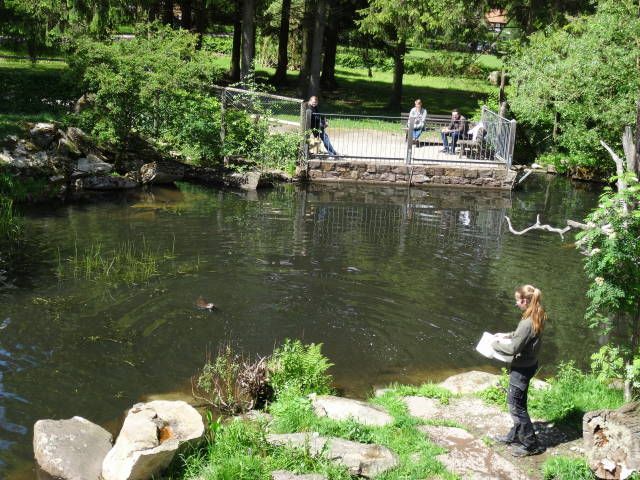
[[193, 0, 207, 49], [148, 0, 161, 21], [635, 99, 640, 175], [240, 0, 256, 81], [307, 0, 327, 98], [162, 0, 174, 25], [298, 0, 316, 97], [320, 6, 338, 90], [230, 0, 242, 82], [387, 39, 406, 112], [583, 402, 640, 479], [180, 0, 192, 29], [271, 0, 292, 86]]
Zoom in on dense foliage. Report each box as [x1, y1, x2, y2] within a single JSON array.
[[507, 0, 640, 176], [578, 171, 640, 397]]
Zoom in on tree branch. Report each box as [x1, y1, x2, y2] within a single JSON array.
[[504, 214, 572, 239]]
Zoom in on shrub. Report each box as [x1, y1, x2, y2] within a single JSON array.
[[268, 339, 334, 397], [192, 344, 270, 414], [529, 362, 623, 428], [251, 131, 300, 175]]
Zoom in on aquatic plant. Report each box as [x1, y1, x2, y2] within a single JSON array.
[[56, 238, 174, 285], [0, 196, 21, 240]]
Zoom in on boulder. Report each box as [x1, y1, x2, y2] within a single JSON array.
[[29, 123, 58, 149], [102, 400, 204, 480], [58, 137, 82, 159], [439, 370, 501, 395], [271, 471, 327, 480], [488, 71, 501, 85], [1, 135, 18, 150], [33, 416, 112, 480], [310, 394, 394, 427], [224, 171, 262, 191], [75, 175, 139, 191], [140, 159, 186, 184], [266, 432, 398, 478], [74, 93, 96, 114], [75, 154, 113, 175], [66, 127, 103, 158]]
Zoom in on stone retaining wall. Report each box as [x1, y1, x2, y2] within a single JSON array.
[[307, 161, 517, 190]]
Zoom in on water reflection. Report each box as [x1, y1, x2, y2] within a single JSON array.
[[1, 176, 600, 476]]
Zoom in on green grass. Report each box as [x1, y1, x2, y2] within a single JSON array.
[[542, 456, 594, 480], [407, 47, 503, 70], [0, 59, 73, 138], [56, 238, 176, 286], [0, 196, 21, 240]]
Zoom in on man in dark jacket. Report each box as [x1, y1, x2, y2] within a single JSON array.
[[307, 96, 338, 156], [440, 109, 469, 154]]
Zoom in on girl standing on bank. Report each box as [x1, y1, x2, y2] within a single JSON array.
[[491, 284, 547, 457]]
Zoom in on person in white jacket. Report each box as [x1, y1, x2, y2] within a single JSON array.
[[407, 99, 427, 144]]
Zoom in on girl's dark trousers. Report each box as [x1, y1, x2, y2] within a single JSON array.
[[506, 363, 540, 449]]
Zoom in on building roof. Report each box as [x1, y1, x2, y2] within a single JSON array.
[[486, 9, 508, 25]]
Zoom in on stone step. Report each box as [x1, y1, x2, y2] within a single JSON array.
[[310, 394, 394, 427]]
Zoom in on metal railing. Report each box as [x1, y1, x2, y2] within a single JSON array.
[[305, 107, 516, 168]]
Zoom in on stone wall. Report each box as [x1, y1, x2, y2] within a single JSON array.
[[307, 161, 518, 190]]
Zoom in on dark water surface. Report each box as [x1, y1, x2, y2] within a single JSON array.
[[1, 175, 600, 476]]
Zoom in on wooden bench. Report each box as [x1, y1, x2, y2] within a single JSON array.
[[400, 113, 453, 143], [457, 126, 488, 159]]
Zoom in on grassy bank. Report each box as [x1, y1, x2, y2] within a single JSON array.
[[0, 59, 74, 138]]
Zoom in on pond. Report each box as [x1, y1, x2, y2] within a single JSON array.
[[1, 175, 600, 477]]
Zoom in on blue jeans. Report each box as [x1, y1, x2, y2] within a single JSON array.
[[315, 130, 336, 155], [441, 131, 468, 152], [411, 128, 423, 141]]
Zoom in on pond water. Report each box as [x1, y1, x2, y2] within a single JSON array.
[[1, 175, 601, 477]]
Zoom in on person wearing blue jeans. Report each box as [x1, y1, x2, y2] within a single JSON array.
[[407, 99, 427, 144], [308, 96, 338, 156], [440, 109, 469, 154]]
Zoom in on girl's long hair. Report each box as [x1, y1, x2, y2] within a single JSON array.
[[517, 284, 547, 335]]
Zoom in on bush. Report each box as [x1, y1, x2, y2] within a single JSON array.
[[529, 362, 624, 428], [268, 339, 334, 397], [68, 24, 224, 164], [192, 344, 270, 414], [0, 196, 21, 240], [250, 131, 300, 175]]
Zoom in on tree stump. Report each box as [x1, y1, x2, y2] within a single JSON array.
[[583, 402, 640, 479]]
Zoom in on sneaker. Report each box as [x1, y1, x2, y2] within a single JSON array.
[[489, 434, 517, 445], [511, 445, 546, 457], [439, 148, 449, 153]]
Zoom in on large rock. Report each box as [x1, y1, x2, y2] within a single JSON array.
[[439, 370, 501, 395], [310, 394, 394, 427], [66, 127, 103, 158], [420, 425, 531, 480], [140, 159, 186, 184], [33, 416, 112, 480], [29, 123, 58, 149], [75, 154, 113, 175], [266, 432, 398, 478], [75, 175, 139, 191], [102, 400, 204, 480], [272, 471, 327, 480], [58, 137, 82, 159], [224, 171, 262, 191]]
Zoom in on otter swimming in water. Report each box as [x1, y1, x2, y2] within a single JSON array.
[[196, 296, 216, 310]]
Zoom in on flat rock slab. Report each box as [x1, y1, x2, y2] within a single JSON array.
[[439, 370, 501, 395], [404, 396, 513, 437], [271, 470, 328, 480], [310, 394, 394, 426], [33, 416, 113, 480], [266, 432, 398, 478], [419, 425, 531, 480]]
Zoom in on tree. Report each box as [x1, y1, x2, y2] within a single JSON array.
[[489, 0, 593, 35], [240, 0, 256, 81], [271, 0, 292, 85], [507, 0, 640, 177]]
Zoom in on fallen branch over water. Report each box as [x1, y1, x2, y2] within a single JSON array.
[[504, 214, 572, 239]]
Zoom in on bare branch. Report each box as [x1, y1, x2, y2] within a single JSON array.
[[601, 140, 627, 193], [504, 214, 572, 239]]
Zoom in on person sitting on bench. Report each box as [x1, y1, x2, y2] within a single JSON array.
[[440, 109, 468, 154], [407, 99, 427, 144], [308, 95, 338, 157]]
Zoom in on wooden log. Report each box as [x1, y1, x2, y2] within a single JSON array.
[[583, 402, 640, 479]]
